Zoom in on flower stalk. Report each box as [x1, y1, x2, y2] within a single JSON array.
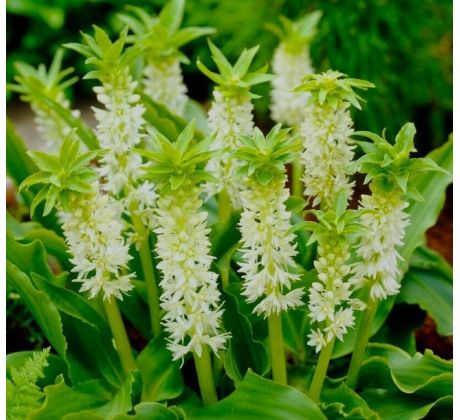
[[268, 312, 287, 384], [345, 296, 377, 389], [309, 336, 335, 402], [193, 347, 218, 406], [103, 296, 136, 374], [129, 209, 161, 336]]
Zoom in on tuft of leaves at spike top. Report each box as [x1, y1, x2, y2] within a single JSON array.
[[197, 40, 274, 98], [8, 49, 78, 103], [139, 120, 216, 193], [118, 0, 215, 64], [294, 70, 375, 110], [266, 10, 323, 54], [64, 25, 142, 82], [19, 130, 99, 216], [353, 122, 444, 201], [234, 124, 301, 186], [296, 191, 363, 245]]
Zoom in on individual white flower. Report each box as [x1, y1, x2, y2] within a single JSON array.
[[143, 59, 188, 117], [60, 188, 134, 301], [239, 176, 304, 317], [307, 329, 327, 353], [352, 191, 410, 300], [270, 43, 312, 127], [155, 187, 229, 360]]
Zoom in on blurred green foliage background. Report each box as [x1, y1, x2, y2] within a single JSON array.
[[7, 0, 452, 153]]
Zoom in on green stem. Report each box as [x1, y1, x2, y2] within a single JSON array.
[[309, 337, 335, 402], [193, 347, 218, 406], [103, 296, 136, 374], [212, 351, 225, 383], [291, 160, 303, 198], [346, 296, 378, 389], [268, 312, 287, 385], [218, 188, 232, 229], [130, 212, 161, 337]]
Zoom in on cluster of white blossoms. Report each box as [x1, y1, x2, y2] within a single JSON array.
[[352, 190, 410, 300], [155, 187, 229, 360], [307, 233, 364, 352], [300, 101, 355, 208], [206, 89, 254, 205], [93, 67, 157, 229], [60, 186, 134, 300], [239, 177, 304, 317], [32, 92, 80, 153], [270, 43, 313, 127], [143, 58, 188, 117]]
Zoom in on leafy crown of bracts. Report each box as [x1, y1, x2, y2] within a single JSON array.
[[8, 49, 78, 103], [234, 124, 300, 185], [138, 120, 216, 193], [19, 130, 99, 216], [64, 25, 142, 81], [294, 70, 375, 110], [266, 10, 323, 53], [197, 40, 274, 98], [118, 0, 215, 64], [353, 122, 444, 200]]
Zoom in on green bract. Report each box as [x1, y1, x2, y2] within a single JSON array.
[[19, 131, 99, 215], [266, 11, 323, 53], [118, 0, 215, 63], [8, 49, 77, 103], [354, 122, 443, 199], [197, 40, 274, 97], [234, 124, 300, 185], [294, 70, 375, 110], [291, 191, 362, 242], [64, 26, 141, 81], [139, 120, 215, 192]]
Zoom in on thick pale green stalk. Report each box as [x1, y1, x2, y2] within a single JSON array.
[[193, 347, 218, 406], [346, 296, 378, 389], [268, 312, 287, 384], [130, 211, 161, 336], [291, 160, 303, 198], [218, 187, 232, 229], [103, 296, 136, 374], [309, 337, 335, 402]]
